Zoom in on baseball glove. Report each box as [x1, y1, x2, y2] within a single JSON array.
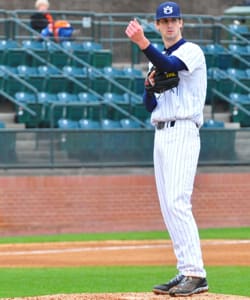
[[145, 66, 180, 94]]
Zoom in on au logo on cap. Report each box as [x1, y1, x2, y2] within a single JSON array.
[[163, 6, 173, 15]]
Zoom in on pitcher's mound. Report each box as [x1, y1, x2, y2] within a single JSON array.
[[3, 293, 250, 300]]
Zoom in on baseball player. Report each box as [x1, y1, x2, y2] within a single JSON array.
[[125, 1, 208, 297]]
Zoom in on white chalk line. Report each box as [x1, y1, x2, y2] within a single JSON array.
[[0, 240, 249, 256]]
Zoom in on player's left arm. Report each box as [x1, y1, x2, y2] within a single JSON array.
[[142, 44, 187, 73]]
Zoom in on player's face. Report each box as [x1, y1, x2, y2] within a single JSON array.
[[155, 18, 183, 45]]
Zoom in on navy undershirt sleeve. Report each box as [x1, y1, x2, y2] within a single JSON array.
[[143, 44, 187, 72], [143, 89, 157, 112]]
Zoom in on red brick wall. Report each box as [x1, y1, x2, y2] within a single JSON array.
[[0, 173, 249, 236]]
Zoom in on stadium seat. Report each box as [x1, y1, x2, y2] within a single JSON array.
[[78, 92, 101, 120], [22, 40, 48, 66], [203, 44, 232, 69], [227, 68, 249, 92], [103, 66, 132, 94], [229, 92, 250, 103], [62, 65, 89, 93], [0, 39, 27, 66], [57, 92, 82, 121], [82, 41, 103, 50], [103, 92, 125, 104], [89, 68, 110, 94], [101, 118, 122, 129], [82, 41, 110, 69], [62, 65, 87, 77], [0, 65, 27, 95], [227, 68, 247, 79], [123, 93, 149, 121], [45, 40, 72, 67], [15, 91, 36, 103], [228, 44, 249, 68], [17, 65, 38, 77], [202, 119, 225, 128], [78, 118, 101, 129], [120, 118, 141, 128], [103, 92, 130, 119], [37, 65, 60, 76], [14, 91, 42, 127], [228, 24, 249, 36], [37, 92, 63, 127], [123, 67, 145, 94], [58, 118, 78, 129], [62, 41, 91, 66], [91, 49, 112, 68], [38, 65, 69, 93]]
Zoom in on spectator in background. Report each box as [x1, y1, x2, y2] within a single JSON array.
[[41, 20, 74, 42], [30, 0, 74, 42], [30, 0, 53, 34]]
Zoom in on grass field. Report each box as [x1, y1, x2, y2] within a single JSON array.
[[0, 227, 249, 298]]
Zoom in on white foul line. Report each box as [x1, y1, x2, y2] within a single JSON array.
[[0, 240, 248, 256]]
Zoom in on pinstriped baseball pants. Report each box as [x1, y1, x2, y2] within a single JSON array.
[[153, 120, 206, 278]]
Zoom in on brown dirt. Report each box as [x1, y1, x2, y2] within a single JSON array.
[[0, 239, 249, 300]]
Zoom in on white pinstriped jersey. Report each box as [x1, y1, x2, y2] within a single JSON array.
[[150, 42, 207, 128]]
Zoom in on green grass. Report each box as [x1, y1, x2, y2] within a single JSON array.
[[0, 266, 249, 298], [0, 227, 249, 244], [0, 227, 249, 298]]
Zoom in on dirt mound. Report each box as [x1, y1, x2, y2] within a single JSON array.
[[3, 293, 250, 300]]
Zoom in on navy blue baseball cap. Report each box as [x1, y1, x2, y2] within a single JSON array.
[[155, 1, 182, 20]]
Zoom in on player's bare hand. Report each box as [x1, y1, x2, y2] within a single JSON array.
[[148, 69, 156, 86], [125, 19, 150, 50]]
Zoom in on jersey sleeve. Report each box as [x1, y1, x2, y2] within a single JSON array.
[[173, 42, 205, 73]]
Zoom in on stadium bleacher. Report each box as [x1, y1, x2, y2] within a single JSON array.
[[0, 10, 248, 130]]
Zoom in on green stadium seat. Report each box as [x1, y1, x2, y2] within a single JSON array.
[[203, 44, 232, 70], [0, 40, 27, 66], [123, 67, 144, 94], [202, 119, 225, 128], [14, 91, 42, 127], [120, 118, 141, 128], [78, 118, 101, 129], [38, 65, 70, 93], [58, 118, 78, 129], [103, 92, 130, 120], [36, 92, 62, 127], [91, 49, 112, 68], [82, 41, 102, 50], [45, 40, 71, 67], [78, 92, 101, 120], [62, 65, 89, 93], [57, 92, 82, 121], [22, 40, 48, 66], [103, 66, 132, 94], [89, 68, 110, 94], [17, 65, 46, 91], [62, 41, 91, 66], [101, 118, 121, 129], [0, 65, 27, 96]]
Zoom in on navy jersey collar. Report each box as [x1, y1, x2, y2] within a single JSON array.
[[164, 38, 186, 55]]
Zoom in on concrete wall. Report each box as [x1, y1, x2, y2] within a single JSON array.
[[0, 172, 249, 236], [0, 0, 242, 16]]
